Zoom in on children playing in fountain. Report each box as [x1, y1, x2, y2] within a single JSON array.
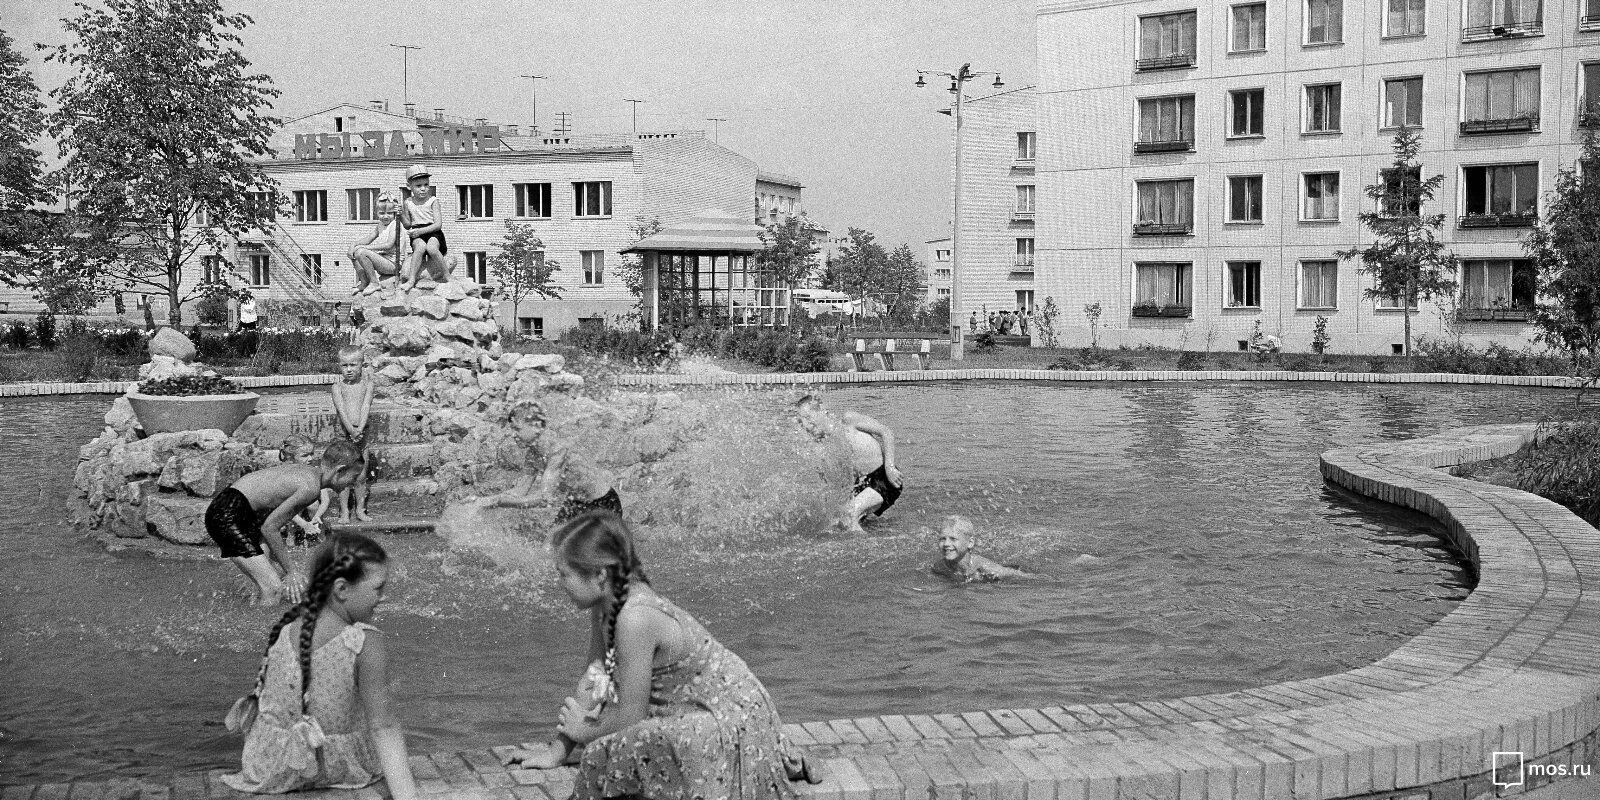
[[331, 346, 376, 523], [280, 435, 333, 541], [484, 448, 621, 522], [397, 165, 447, 291], [931, 515, 1030, 583], [205, 441, 364, 606], [794, 393, 902, 532], [221, 532, 418, 800]]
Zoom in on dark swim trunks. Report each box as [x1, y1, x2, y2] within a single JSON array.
[[206, 487, 263, 559], [555, 488, 623, 524], [853, 465, 902, 516], [410, 227, 448, 256]]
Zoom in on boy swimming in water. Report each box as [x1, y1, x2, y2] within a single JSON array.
[[931, 515, 1029, 583]]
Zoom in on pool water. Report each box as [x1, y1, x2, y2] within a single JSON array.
[[1, 382, 1592, 785]]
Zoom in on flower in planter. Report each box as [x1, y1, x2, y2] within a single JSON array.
[[136, 373, 245, 396]]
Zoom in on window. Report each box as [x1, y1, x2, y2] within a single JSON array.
[[301, 254, 322, 286], [465, 251, 488, 285], [1461, 259, 1536, 314], [1016, 290, 1035, 311], [1133, 262, 1193, 312], [937, 288, 951, 297], [293, 190, 327, 223], [1228, 175, 1264, 222], [574, 181, 613, 217], [1016, 132, 1037, 161], [202, 255, 226, 284], [1137, 95, 1196, 150], [1015, 238, 1035, 268], [1229, 89, 1265, 137], [1585, 0, 1600, 27], [458, 184, 495, 219], [1463, 163, 1539, 220], [1380, 165, 1424, 217], [1306, 0, 1344, 42], [1135, 179, 1195, 233], [246, 191, 277, 222], [935, 249, 952, 262], [515, 183, 552, 218], [1382, 78, 1424, 128], [935, 268, 952, 278], [1305, 83, 1342, 132], [1015, 185, 1036, 215], [1231, 3, 1268, 51], [1585, 63, 1600, 125], [1385, 0, 1426, 35], [1137, 11, 1197, 70], [347, 188, 381, 221], [1226, 261, 1262, 307], [518, 317, 545, 338], [1464, 0, 1543, 36], [1303, 172, 1341, 220], [1462, 68, 1541, 132], [1299, 260, 1339, 308], [582, 250, 605, 285], [248, 253, 270, 287]]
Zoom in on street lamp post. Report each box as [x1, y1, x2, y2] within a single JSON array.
[[518, 74, 548, 134], [916, 63, 1002, 361]]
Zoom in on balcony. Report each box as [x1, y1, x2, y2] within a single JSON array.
[[1134, 139, 1194, 154], [1460, 306, 1532, 322], [1583, 13, 1600, 29], [1134, 53, 1195, 72], [1011, 210, 1036, 223], [1459, 212, 1537, 228], [1011, 259, 1035, 276], [1132, 303, 1192, 318], [1459, 116, 1539, 135], [1133, 222, 1192, 236], [1462, 19, 1543, 39]]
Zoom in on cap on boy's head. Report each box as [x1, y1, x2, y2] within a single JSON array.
[[405, 164, 431, 182]]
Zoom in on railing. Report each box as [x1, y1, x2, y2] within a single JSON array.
[[1133, 139, 1193, 153], [1012, 210, 1036, 221], [1133, 222, 1192, 236], [1459, 116, 1538, 134], [1459, 212, 1537, 228], [1461, 306, 1532, 321], [1135, 53, 1195, 72], [1462, 19, 1543, 38]]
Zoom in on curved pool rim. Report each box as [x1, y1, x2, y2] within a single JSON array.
[[9, 379, 1599, 799]]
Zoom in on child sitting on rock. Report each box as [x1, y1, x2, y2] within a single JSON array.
[[348, 190, 405, 295], [931, 515, 1030, 583]]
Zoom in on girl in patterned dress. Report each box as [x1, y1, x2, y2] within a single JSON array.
[[221, 533, 418, 799], [503, 511, 819, 799]]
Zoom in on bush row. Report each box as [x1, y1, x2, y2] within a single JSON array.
[[1514, 420, 1600, 529], [560, 324, 834, 373]]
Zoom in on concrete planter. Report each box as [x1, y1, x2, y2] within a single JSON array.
[[126, 392, 261, 436]]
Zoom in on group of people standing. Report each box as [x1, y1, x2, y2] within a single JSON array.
[[969, 309, 1031, 337]]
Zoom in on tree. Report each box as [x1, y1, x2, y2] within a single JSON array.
[[41, 0, 282, 325], [1336, 127, 1457, 357], [489, 220, 562, 332], [756, 214, 820, 287], [825, 229, 927, 328], [1525, 131, 1600, 369], [880, 244, 928, 326], [0, 26, 51, 265], [615, 215, 663, 325], [824, 227, 886, 299]]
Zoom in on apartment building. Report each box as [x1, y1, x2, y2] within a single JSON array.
[[950, 87, 1041, 322], [1033, 0, 1598, 353], [926, 237, 953, 304]]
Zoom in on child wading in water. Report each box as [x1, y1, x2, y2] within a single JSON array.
[[932, 515, 1030, 583], [397, 165, 447, 291], [279, 436, 333, 544], [221, 533, 418, 798], [332, 346, 376, 523], [205, 441, 364, 605]]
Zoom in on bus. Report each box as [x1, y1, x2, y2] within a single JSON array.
[[790, 289, 854, 318]]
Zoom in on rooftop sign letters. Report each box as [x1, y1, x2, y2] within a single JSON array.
[[293, 126, 502, 160]]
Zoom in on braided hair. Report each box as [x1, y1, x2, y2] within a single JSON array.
[[551, 510, 650, 686], [247, 532, 388, 717]]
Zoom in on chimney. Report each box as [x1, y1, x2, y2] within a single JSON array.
[[403, 102, 416, 117], [434, 108, 445, 121], [474, 118, 487, 127], [369, 99, 384, 111], [505, 124, 519, 136]]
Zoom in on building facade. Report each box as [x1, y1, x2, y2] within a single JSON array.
[[926, 237, 953, 304], [950, 87, 1041, 323], [1033, 0, 1598, 353]]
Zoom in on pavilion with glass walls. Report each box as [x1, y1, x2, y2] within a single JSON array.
[[625, 209, 790, 330]]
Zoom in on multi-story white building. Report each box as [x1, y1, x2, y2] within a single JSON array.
[[926, 237, 953, 304], [1033, 0, 1598, 353], [3, 103, 804, 336], [948, 87, 1041, 323]]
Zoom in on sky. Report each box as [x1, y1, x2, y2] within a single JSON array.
[[7, 0, 1038, 254]]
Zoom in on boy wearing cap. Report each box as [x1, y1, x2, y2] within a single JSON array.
[[398, 164, 448, 291]]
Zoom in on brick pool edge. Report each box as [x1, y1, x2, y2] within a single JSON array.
[[10, 418, 1600, 798]]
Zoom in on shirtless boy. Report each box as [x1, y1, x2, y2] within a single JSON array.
[[484, 449, 621, 523], [932, 515, 1029, 583], [204, 440, 364, 605], [795, 393, 902, 533], [331, 346, 376, 523], [280, 435, 333, 542]]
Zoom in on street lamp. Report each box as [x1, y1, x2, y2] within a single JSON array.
[[916, 63, 1002, 360]]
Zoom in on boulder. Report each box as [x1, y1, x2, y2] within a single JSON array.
[[470, 320, 500, 339], [411, 295, 449, 320], [148, 327, 197, 363], [377, 363, 411, 383], [513, 353, 565, 373], [145, 493, 212, 545], [449, 298, 490, 321], [139, 354, 201, 381], [105, 397, 140, 434], [380, 297, 411, 317], [434, 318, 475, 342], [435, 281, 469, 301], [384, 317, 433, 352], [477, 371, 508, 398], [176, 448, 249, 497]]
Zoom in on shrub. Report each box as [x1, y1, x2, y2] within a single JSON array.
[[48, 330, 107, 382], [1414, 337, 1567, 376], [137, 373, 245, 396], [4, 321, 30, 350], [971, 331, 997, 354], [1175, 350, 1207, 370], [196, 294, 230, 326], [33, 312, 57, 351], [562, 323, 833, 372], [1513, 420, 1600, 528]]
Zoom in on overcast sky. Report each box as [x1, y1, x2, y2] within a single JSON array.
[[8, 0, 1037, 255]]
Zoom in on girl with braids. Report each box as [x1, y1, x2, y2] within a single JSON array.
[[221, 533, 418, 799], [502, 510, 820, 799]]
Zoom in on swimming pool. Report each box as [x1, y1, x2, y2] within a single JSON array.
[[2, 381, 1591, 785]]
